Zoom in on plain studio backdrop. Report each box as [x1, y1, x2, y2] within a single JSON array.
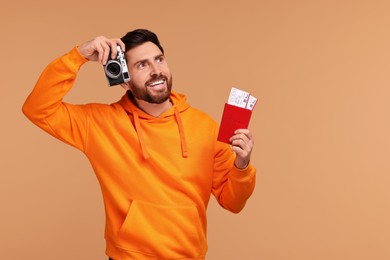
[[1, 0, 390, 259]]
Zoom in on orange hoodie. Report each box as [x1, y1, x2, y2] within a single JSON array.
[[22, 47, 256, 259]]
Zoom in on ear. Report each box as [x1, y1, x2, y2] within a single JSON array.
[[120, 82, 131, 90]]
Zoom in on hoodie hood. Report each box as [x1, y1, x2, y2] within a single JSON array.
[[119, 90, 190, 159]]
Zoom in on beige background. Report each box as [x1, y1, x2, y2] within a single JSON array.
[[1, 0, 390, 259]]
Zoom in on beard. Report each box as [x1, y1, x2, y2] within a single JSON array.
[[129, 74, 173, 104]]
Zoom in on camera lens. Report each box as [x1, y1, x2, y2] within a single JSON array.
[[105, 60, 122, 79]]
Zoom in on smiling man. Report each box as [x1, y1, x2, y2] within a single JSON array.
[[22, 29, 256, 260]]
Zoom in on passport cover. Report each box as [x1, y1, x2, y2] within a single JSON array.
[[217, 103, 252, 143]]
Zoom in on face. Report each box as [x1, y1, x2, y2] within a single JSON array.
[[122, 41, 172, 104]]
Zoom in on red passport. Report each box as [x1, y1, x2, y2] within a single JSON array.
[[217, 103, 253, 143]]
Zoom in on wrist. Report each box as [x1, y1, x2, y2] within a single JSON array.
[[234, 160, 249, 170]]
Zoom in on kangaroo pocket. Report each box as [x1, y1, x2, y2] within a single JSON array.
[[117, 200, 206, 259]]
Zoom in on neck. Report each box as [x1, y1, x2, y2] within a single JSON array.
[[133, 98, 172, 117]]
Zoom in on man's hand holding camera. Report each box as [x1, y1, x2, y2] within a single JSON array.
[[78, 36, 130, 86], [78, 36, 125, 65]]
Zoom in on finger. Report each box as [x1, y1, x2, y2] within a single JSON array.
[[115, 38, 126, 52], [92, 36, 106, 64], [232, 140, 252, 161], [100, 42, 111, 65], [95, 43, 104, 64], [231, 132, 249, 142], [108, 40, 119, 60], [232, 131, 254, 148], [234, 129, 253, 140], [231, 134, 254, 154], [231, 138, 247, 151], [229, 132, 250, 146]]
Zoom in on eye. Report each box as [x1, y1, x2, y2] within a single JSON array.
[[137, 62, 146, 69], [156, 56, 164, 63]]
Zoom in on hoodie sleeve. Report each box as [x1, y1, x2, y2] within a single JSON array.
[[22, 47, 90, 151], [211, 139, 256, 214]]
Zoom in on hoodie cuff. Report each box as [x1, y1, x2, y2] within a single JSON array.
[[62, 46, 89, 72]]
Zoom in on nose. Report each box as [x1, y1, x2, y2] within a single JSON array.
[[149, 62, 161, 76]]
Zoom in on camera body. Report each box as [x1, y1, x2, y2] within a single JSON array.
[[104, 45, 130, 86]]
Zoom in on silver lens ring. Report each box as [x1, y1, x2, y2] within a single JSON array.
[[105, 60, 122, 79]]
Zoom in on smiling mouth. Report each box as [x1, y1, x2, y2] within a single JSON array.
[[146, 79, 165, 87]]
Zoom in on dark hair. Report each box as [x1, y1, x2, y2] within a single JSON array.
[[121, 29, 164, 54]]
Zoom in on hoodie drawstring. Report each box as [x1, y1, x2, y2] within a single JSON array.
[[132, 108, 188, 159], [133, 107, 188, 159], [133, 111, 150, 159], [174, 107, 188, 158]]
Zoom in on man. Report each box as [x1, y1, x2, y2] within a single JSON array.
[[22, 29, 256, 260]]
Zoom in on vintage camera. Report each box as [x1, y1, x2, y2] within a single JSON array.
[[104, 45, 130, 86]]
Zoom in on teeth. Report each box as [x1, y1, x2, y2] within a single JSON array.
[[149, 80, 164, 86]]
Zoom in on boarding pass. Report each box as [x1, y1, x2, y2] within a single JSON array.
[[227, 87, 257, 110]]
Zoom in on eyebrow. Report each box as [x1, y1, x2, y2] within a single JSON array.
[[134, 54, 164, 67]]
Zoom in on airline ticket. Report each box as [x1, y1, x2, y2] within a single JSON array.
[[227, 87, 257, 110]]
